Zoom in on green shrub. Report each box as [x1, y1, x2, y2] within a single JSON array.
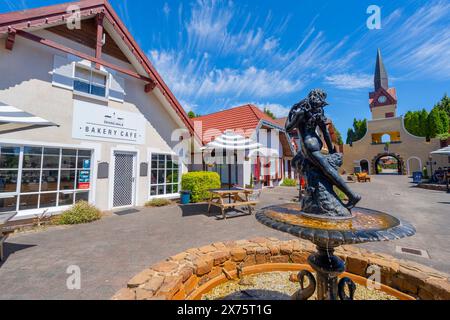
[[281, 178, 297, 187], [181, 171, 221, 203], [54, 201, 102, 225], [145, 198, 172, 207]]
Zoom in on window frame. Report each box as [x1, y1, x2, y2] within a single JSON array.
[[73, 64, 109, 100], [0, 145, 93, 214], [148, 152, 181, 199]]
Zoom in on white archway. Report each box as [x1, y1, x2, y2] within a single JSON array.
[[406, 156, 422, 176]]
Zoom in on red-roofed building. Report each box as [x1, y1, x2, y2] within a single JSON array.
[[192, 104, 295, 188]]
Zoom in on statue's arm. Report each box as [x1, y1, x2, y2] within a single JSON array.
[[285, 104, 305, 132], [319, 122, 336, 154]]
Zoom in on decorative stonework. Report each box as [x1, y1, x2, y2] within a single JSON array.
[[112, 238, 450, 301]]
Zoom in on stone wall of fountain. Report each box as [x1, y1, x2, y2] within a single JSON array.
[[112, 237, 450, 300]]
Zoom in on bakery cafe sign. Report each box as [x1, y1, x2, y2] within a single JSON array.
[[72, 100, 145, 145]]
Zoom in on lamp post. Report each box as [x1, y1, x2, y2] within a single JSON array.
[[427, 155, 437, 181]]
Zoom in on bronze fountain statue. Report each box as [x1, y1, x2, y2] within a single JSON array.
[[286, 89, 361, 217], [256, 89, 416, 300]]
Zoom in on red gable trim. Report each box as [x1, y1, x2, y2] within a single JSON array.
[[0, 0, 195, 135]]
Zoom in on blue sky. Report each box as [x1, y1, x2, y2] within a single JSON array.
[[1, 0, 449, 139]]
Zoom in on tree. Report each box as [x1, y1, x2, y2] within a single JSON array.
[[188, 111, 196, 119], [188, 111, 202, 118], [435, 94, 450, 118], [264, 108, 276, 119], [427, 108, 445, 138], [418, 109, 429, 137], [333, 125, 344, 145], [346, 128, 355, 145]]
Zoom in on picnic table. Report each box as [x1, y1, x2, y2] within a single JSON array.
[[208, 188, 259, 220], [1, 212, 17, 261]]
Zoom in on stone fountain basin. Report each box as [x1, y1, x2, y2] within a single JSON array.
[[112, 238, 450, 301], [195, 264, 413, 300], [257, 204, 416, 247]]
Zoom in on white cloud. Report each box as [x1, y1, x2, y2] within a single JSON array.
[[163, 2, 170, 17], [324, 73, 373, 90], [263, 37, 279, 51], [258, 103, 290, 118], [149, 50, 304, 99]]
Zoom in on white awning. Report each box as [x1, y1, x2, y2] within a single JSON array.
[[431, 146, 450, 155], [0, 103, 58, 133], [201, 130, 262, 151]]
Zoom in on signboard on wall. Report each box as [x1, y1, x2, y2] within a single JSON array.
[[72, 100, 146, 145]]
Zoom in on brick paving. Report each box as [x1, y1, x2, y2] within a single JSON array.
[[0, 176, 448, 299]]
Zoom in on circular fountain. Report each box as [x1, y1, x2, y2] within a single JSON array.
[[254, 89, 416, 300], [256, 204, 415, 300]]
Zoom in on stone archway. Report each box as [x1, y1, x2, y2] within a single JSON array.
[[372, 153, 406, 175]]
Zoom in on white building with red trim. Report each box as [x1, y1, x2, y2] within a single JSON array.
[[0, 0, 196, 219]]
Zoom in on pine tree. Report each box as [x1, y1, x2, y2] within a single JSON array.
[[427, 108, 444, 138], [418, 109, 429, 137]]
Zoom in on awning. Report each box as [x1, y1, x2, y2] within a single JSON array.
[[0, 102, 58, 133], [431, 146, 450, 156], [201, 130, 262, 151]]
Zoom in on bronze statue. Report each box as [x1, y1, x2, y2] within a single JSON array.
[[286, 89, 361, 217]]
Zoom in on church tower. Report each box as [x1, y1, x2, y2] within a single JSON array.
[[369, 49, 398, 120]]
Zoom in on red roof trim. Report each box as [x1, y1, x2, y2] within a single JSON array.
[[0, 0, 195, 135]]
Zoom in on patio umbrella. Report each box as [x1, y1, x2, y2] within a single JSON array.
[[431, 146, 450, 155], [202, 130, 262, 190], [0, 102, 58, 134]]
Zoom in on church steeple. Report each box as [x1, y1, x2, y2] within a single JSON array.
[[374, 49, 389, 91]]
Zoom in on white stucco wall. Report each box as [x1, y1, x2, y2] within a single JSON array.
[[0, 29, 189, 217]]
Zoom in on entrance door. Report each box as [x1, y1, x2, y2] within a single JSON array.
[[113, 151, 137, 208]]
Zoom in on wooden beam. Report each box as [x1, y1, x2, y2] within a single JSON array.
[[14, 29, 155, 84], [145, 81, 157, 93], [95, 13, 105, 69], [5, 30, 16, 50]]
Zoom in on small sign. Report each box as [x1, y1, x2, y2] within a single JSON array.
[[413, 172, 423, 184], [72, 100, 146, 145], [78, 170, 91, 190]]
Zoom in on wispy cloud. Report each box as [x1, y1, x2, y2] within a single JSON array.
[[147, 0, 450, 114], [324, 73, 373, 90]]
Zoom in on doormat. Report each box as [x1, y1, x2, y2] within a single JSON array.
[[114, 209, 141, 216]]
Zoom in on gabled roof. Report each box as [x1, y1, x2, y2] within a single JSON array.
[[194, 104, 281, 144], [0, 0, 195, 135], [369, 87, 397, 108]]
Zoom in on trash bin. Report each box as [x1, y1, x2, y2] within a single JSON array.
[[180, 191, 191, 205], [413, 172, 423, 184]]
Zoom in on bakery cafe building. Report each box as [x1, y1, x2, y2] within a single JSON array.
[[0, 0, 195, 220]]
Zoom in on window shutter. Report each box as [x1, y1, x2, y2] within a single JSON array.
[[52, 55, 74, 90], [109, 73, 125, 102]]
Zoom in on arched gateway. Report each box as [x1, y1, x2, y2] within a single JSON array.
[[372, 153, 406, 175]]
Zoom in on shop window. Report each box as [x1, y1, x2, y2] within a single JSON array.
[[150, 154, 180, 196], [0, 146, 92, 213], [74, 66, 107, 98]]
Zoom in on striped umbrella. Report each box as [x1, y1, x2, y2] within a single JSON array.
[[0, 102, 58, 133]]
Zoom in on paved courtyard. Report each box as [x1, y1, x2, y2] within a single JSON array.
[[0, 175, 448, 300]]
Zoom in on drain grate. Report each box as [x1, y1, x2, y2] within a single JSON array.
[[396, 246, 430, 259]]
